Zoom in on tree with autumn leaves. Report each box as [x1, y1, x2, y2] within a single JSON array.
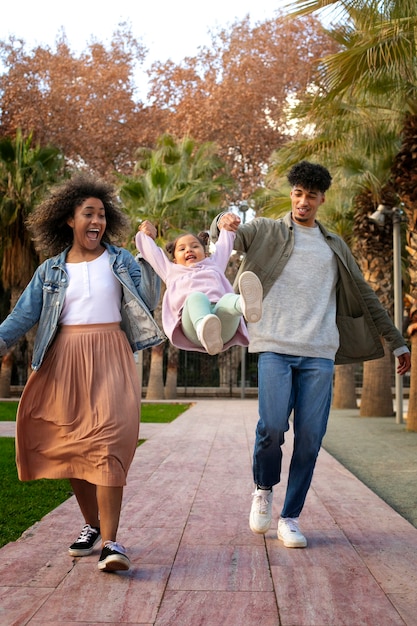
[[0, 14, 337, 193], [11, 12, 409, 411], [0, 27, 147, 176], [147, 14, 339, 197], [0, 13, 337, 396]]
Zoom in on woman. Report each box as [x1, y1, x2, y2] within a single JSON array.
[[0, 175, 165, 572]]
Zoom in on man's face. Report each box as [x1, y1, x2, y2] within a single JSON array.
[[290, 185, 325, 227]]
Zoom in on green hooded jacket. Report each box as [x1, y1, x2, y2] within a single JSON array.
[[210, 212, 407, 365]]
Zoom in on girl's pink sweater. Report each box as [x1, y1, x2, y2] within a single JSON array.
[[135, 229, 249, 352]]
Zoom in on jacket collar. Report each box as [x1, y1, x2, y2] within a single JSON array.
[[283, 211, 337, 241]]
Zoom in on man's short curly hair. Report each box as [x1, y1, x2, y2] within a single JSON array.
[[287, 161, 332, 193], [27, 173, 130, 256]]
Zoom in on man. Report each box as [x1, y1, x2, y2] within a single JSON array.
[[211, 161, 411, 548]]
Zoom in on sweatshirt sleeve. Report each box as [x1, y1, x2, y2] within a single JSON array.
[[210, 228, 236, 272], [135, 231, 172, 283]]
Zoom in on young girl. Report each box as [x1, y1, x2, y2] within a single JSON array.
[[0, 175, 165, 572], [136, 220, 262, 355]]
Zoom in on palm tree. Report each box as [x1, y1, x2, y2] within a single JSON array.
[[254, 0, 415, 416], [120, 134, 234, 242], [0, 130, 64, 396], [119, 134, 235, 399], [282, 0, 417, 426]]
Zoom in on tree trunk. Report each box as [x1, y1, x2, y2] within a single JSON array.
[[332, 363, 357, 409], [406, 332, 417, 431], [360, 343, 394, 417], [218, 347, 239, 388], [0, 350, 14, 398], [146, 342, 165, 399], [0, 287, 25, 397], [165, 343, 178, 399], [218, 351, 231, 388]]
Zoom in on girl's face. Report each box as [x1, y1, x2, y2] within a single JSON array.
[[67, 197, 106, 253], [173, 234, 206, 266]]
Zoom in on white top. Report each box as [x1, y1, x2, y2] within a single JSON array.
[[60, 250, 122, 324], [248, 222, 339, 359]]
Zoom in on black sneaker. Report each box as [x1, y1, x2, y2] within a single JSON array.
[[68, 524, 101, 556], [98, 541, 130, 572]]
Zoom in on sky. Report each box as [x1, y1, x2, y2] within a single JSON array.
[[1, 0, 286, 96]]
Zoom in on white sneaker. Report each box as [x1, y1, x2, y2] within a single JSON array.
[[249, 488, 273, 534], [238, 271, 263, 323], [197, 314, 223, 355], [277, 517, 307, 548]]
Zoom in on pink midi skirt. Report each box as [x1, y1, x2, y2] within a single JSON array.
[[16, 323, 141, 486]]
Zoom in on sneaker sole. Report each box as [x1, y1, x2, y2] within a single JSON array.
[[249, 518, 271, 534], [68, 535, 101, 557], [98, 555, 130, 571], [239, 272, 263, 323], [200, 315, 223, 355], [277, 531, 307, 548]]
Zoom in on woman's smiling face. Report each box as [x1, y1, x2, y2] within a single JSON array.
[[67, 197, 106, 253]]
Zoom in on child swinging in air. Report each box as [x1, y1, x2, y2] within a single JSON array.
[[136, 220, 263, 355]]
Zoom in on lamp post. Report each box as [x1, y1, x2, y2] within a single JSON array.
[[239, 201, 249, 399], [369, 204, 404, 424]]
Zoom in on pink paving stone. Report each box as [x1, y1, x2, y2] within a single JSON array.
[[348, 529, 417, 586], [167, 545, 273, 592], [30, 616, 153, 626], [267, 530, 364, 568], [181, 511, 263, 547], [385, 591, 417, 626], [119, 483, 197, 529], [0, 587, 54, 624], [154, 590, 279, 626], [271, 564, 405, 626], [2, 400, 417, 625], [0, 539, 77, 587], [293, 489, 342, 530], [189, 483, 254, 516], [118, 527, 183, 566], [28, 562, 171, 624]]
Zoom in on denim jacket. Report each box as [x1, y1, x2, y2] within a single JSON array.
[[0, 244, 166, 370], [210, 212, 408, 365]]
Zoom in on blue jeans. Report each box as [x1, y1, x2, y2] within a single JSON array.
[[254, 352, 334, 518]]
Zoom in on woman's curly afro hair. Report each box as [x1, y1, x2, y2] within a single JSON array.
[[27, 173, 130, 256]]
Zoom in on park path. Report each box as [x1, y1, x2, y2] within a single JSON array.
[[1, 399, 417, 625]]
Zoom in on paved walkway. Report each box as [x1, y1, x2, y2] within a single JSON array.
[[1, 400, 417, 625]]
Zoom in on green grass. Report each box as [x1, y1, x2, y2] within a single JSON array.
[[0, 438, 72, 547], [0, 401, 190, 548], [0, 401, 189, 422], [141, 403, 190, 423], [0, 402, 19, 421]]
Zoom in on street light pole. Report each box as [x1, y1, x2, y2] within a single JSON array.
[[239, 201, 249, 399], [392, 208, 404, 424], [370, 204, 404, 424]]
